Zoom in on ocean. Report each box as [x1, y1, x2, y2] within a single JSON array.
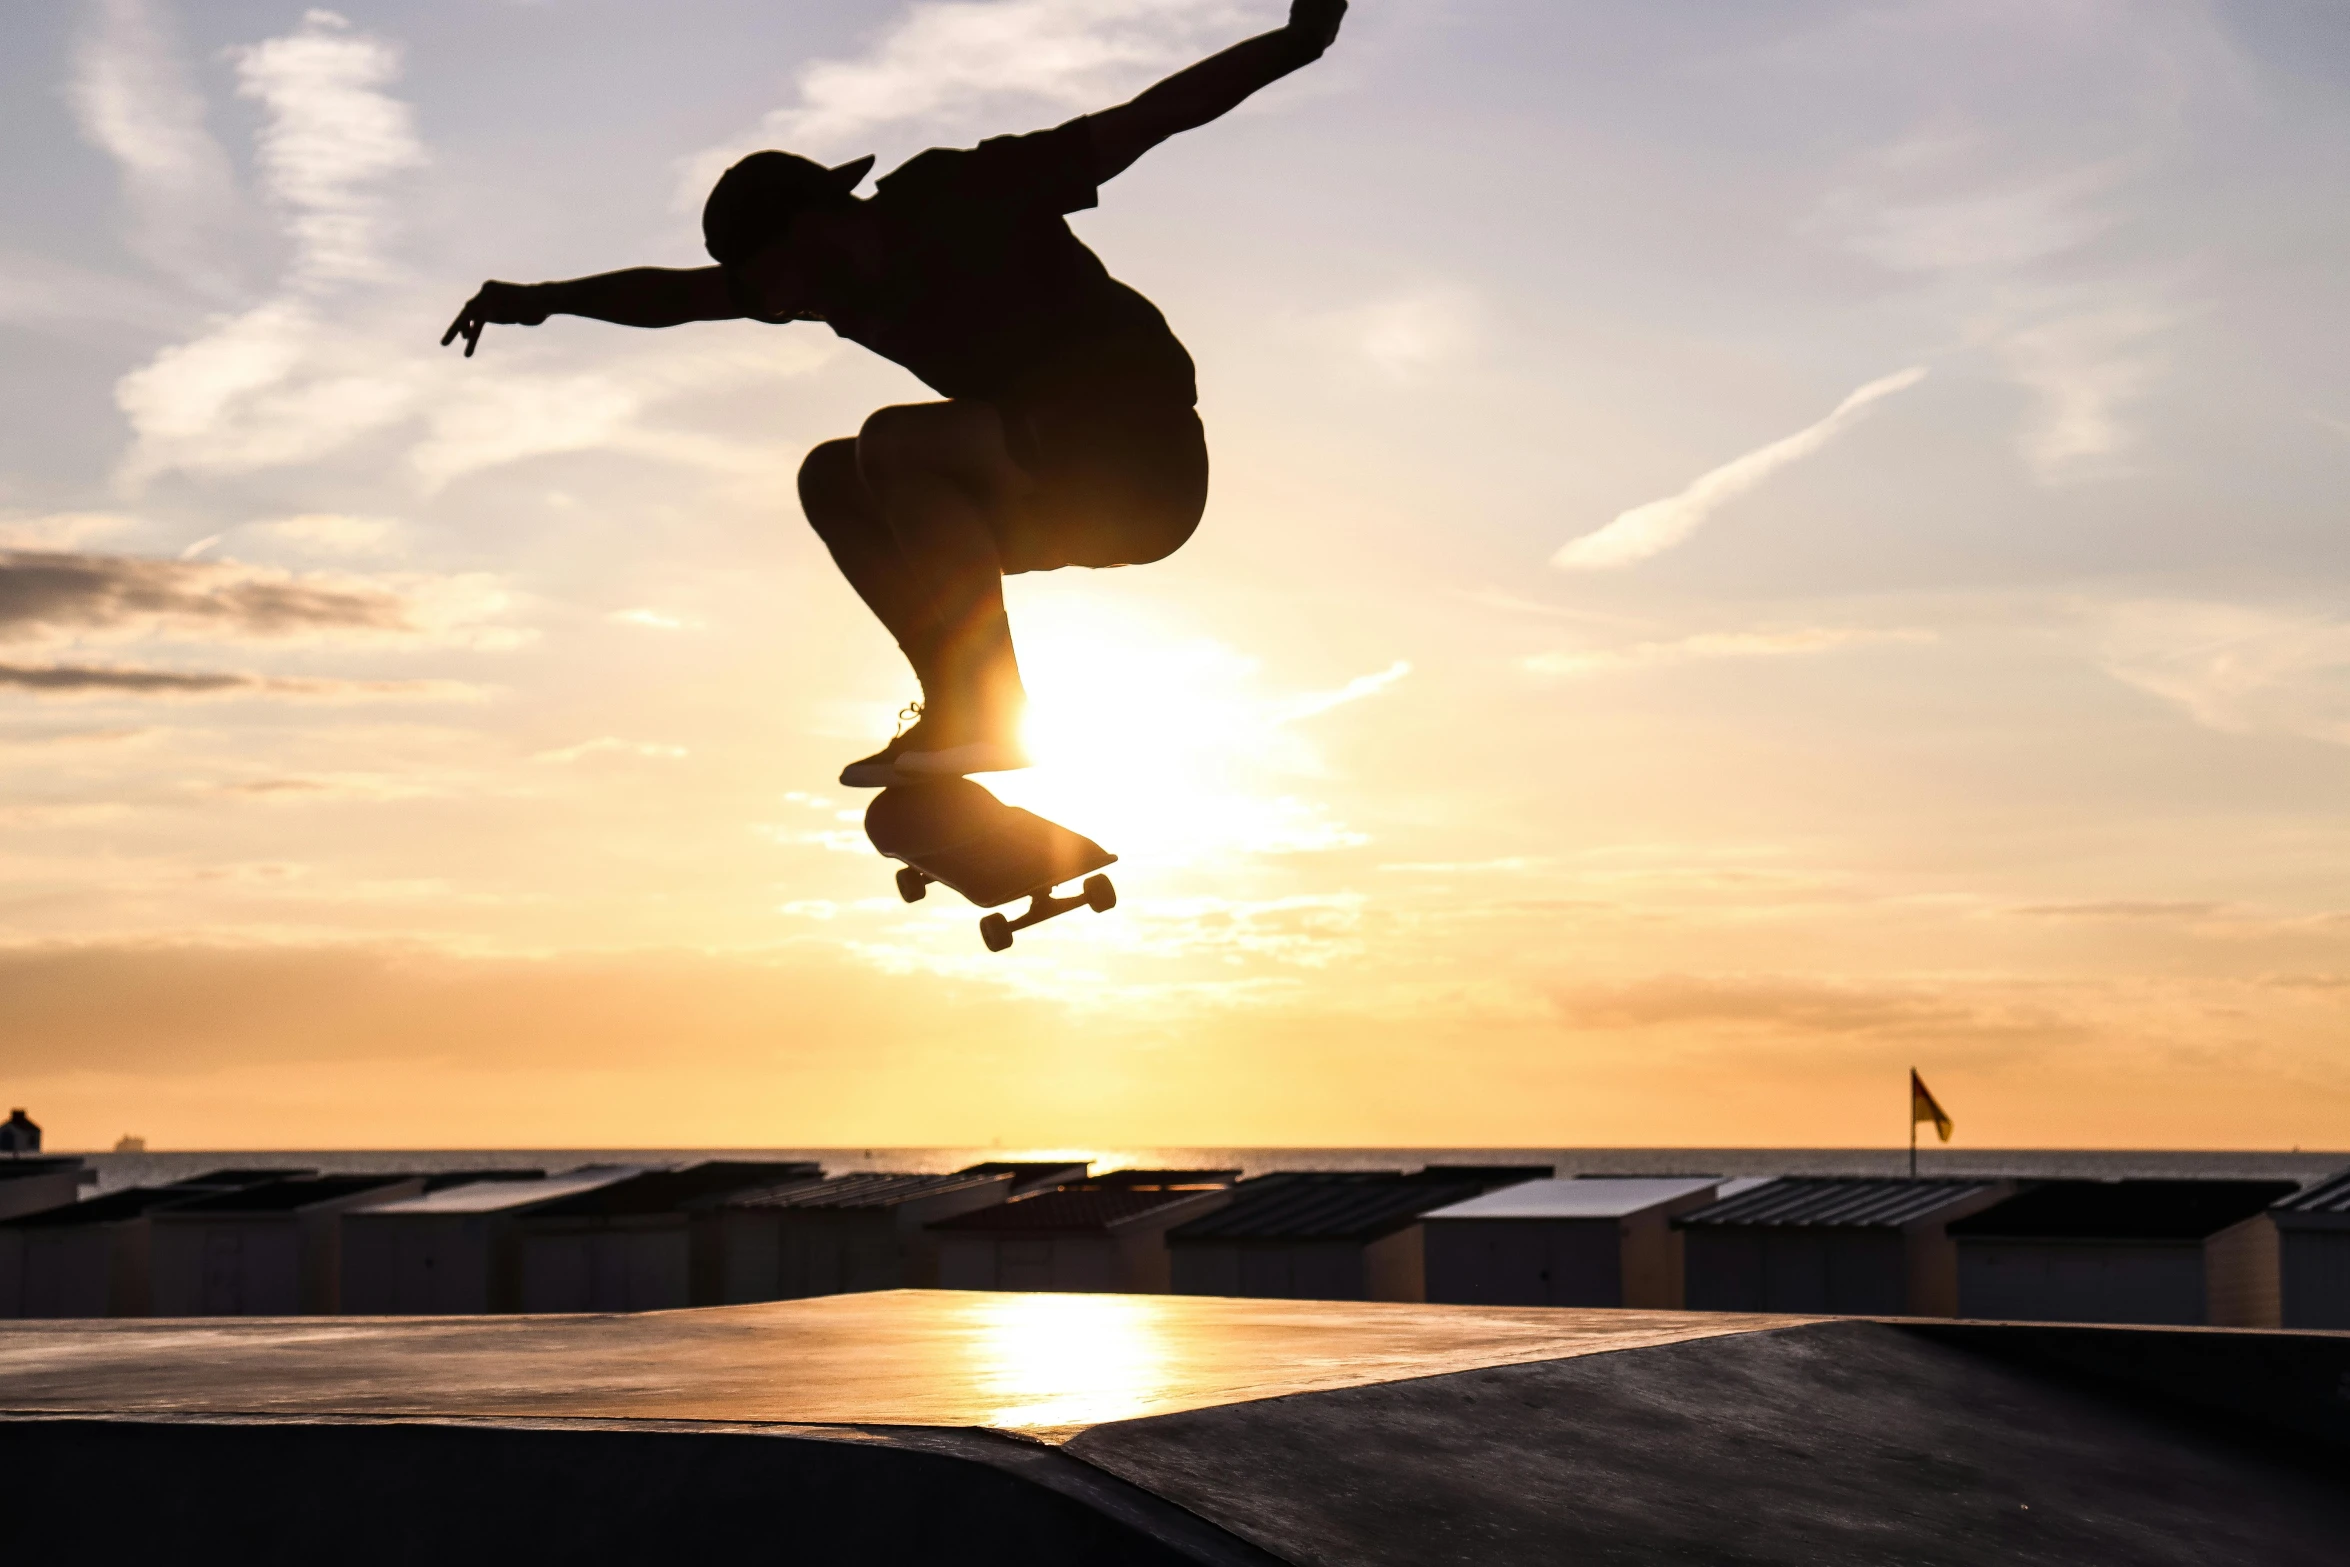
[[67, 1144, 2350, 1196]]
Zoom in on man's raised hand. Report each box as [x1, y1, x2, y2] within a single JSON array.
[[440, 281, 549, 358], [1288, 0, 1346, 55]]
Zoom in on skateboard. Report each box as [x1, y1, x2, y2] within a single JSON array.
[[863, 777, 1117, 951]]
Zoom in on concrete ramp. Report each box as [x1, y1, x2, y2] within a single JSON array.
[[1071, 1318, 2350, 1566], [1, 1295, 2342, 1564]]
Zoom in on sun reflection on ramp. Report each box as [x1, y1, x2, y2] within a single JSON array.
[[966, 1291, 1177, 1432]]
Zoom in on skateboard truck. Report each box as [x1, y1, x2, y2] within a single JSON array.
[[897, 868, 1116, 951]]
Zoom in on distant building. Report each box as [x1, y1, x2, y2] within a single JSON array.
[[0, 1110, 40, 1155], [1678, 1178, 2011, 1316], [2273, 1169, 2350, 1330], [0, 1157, 85, 1223], [1167, 1168, 1547, 1303], [511, 1161, 822, 1313], [708, 1171, 1014, 1303], [1422, 1178, 1722, 1308], [342, 1167, 640, 1315], [1951, 1179, 2299, 1326], [112, 1135, 145, 1154], [150, 1175, 426, 1316], [932, 1170, 1240, 1293]]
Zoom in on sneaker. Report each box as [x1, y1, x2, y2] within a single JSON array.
[[838, 702, 925, 788], [893, 733, 1031, 777]]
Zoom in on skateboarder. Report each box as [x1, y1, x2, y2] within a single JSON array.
[[444, 0, 1349, 786]]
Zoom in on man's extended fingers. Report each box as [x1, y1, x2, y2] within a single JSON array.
[[465, 319, 483, 358]]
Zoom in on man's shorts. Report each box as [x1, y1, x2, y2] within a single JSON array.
[[991, 397, 1208, 574]]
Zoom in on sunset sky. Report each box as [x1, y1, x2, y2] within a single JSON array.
[[4, 0, 2348, 1151]]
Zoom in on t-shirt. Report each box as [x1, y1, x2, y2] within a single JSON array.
[[811, 119, 1196, 408]]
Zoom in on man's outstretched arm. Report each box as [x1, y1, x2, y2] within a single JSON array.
[[440, 267, 743, 357], [1087, 0, 1347, 181]]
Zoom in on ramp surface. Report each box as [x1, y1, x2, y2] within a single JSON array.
[[2, 1292, 2343, 1565]]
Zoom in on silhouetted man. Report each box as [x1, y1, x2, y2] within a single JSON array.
[[445, 1, 1348, 785]]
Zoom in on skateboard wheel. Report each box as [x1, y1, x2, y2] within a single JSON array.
[[1083, 874, 1116, 913], [895, 866, 928, 903], [979, 913, 1013, 952]]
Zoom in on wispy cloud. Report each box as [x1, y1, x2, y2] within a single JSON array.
[[1552, 368, 1927, 570], [232, 9, 426, 287], [1527, 626, 1928, 678], [0, 662, 481, 702], [2095, 600, 2350, 747], [1999, 296, 2171, 481], [245, 513, 401, 558], [0, 551, 409, 642], [1273, 660, 1411, 723], [69, 0, 246, 297], [687, 0, 1246, 185], [114, 12, 427, 483], [532, 737, 690, 764]]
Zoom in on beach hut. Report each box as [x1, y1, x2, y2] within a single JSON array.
[[931, 1170, 1239, 1293], [1422, 1177, 1723, 1308], [0, 1170, 318, 1318], [511, 1161, 822, 1312], [0, 1187, 180, 1318], [0, 1157, 84, 1222], [1677, 1177, 2011, 1316], [1166, 1169, 1546, 1303], [150, 1175, 425, 1316], [708, 1171, 1014, 1303], [341, 1167, 641, 1314], [1951, 1179, 2299, 1326], [2273, 1168, 2350, 1330]]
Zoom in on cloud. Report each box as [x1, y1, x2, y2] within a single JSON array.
[[231, 9, 426, 286], [1330, 288, 1481, 380], [2095, 600, 2350, 747], [1998, 297, 2171, 481], [2008, 901, 2227, 921], [1550, 974, 2081, 1050], [1272, 661, 1411, 723], [246, 513, 401, 558], [687, 0, 1246, 183], [0, 551, 412, 642], [609, 608, 703, 631], [0, 662, 481, 702], [68, 0, 246, 296], [1552, 367, 1927, 570], [532, 737, 690, 764], [1525, 626, 1928, 678]]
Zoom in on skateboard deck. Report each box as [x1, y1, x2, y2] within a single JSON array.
[[864, 778, 1117, 951]]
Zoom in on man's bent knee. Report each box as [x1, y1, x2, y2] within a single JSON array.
[[797, 438, 867, 528]]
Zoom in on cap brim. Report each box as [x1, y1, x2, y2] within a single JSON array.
[[829, 154, 876, 191]]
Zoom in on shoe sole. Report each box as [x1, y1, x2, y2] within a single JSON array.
[[894, 742, 1031, 777]]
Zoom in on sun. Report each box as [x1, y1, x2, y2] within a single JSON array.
[[980, 581, 1389, 870]]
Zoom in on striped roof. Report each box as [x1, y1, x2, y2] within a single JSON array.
[[1675, 1177, 1998, 1230], [1166, 1173, 1490, 1244], [2274, 1168, 2350, 1217], [724, 1171, 1008, 1211], [930, 1187, 1218, 1233]]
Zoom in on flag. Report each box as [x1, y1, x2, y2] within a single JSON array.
[[1910, 1069, 1953, 1144]]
